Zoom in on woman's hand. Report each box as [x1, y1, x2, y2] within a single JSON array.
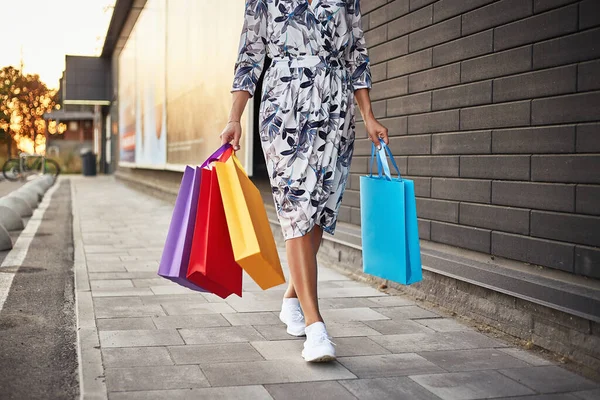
[[220, 121, 242, 151], [354, 88, 389, 147], [365, 116, 389, 147]]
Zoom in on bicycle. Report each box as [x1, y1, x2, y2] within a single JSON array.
[[2, 152, 61, 182]]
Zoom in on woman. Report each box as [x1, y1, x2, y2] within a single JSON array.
[[221, 0, 388, 362]]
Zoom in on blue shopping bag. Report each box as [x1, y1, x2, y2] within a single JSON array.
[[360, 141, 422, 285]]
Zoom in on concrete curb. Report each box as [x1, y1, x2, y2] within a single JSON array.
[[0, 222, 12, 251], [23, 174, 55, 200], [70, 178, 108, 400], [25, 175, 53, 189], [20, 187, 43, 202], [0, 175, 54, 242], [10, 190, 38, 209], [0, 196, 33, 218], [40, 175, 55, 189], [0, 182, 61, 315], [0, 205, 24, 231], [22, 182, 46, 200]]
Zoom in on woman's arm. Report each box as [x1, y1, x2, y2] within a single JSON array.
[[222, 0, 267, 150], [231, 0, 268, 97], [346, 0, 371, 91], [350, 13, 389, 147], [355, 88, 388, 146], [347, 1, 388, 146], [220, 91, 251, 150]]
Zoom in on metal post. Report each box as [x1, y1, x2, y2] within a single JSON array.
[[19, 154, 24, 181]]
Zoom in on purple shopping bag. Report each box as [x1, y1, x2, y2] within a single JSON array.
[[157, 144, 232, 291], [157, 166, 206, 290]]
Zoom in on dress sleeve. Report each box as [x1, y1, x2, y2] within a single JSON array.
[[231, 0, 268, 97], [346, 0, 372, 91]]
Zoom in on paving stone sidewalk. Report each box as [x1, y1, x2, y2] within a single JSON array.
[[71, 176, 600, 400]]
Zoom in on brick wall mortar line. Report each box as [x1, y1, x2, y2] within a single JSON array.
[[532, 24, 600, 48], [372, 20, 466, 60], [576, 62, 580, 92], [576, 1, 580, 30], [571, 244, 576, 276], [572, 184, 576, 214], [528, 153, 532, 182], [363, 2, 390, 21], [433, 0, 515, 25], [430, 127, 433, 155], [574, 121, 578, 152], [486, 84, 587, 106], [457, 199, 540, 213], [374, 35, 593, 74], [366, 6, 410, 30], [422, 18, 600, 71], [421, 46, 547, 84]]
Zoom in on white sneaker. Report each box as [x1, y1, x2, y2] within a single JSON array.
[[302, 321, 336, 362], [279, 298, 306, 336]]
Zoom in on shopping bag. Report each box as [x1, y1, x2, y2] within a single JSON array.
[[215, 155, 285, 290], [157, 166, 206, 291], [187, 161, 243, 299], [157, 144, 233, 291], [360, 141, 422, 285]]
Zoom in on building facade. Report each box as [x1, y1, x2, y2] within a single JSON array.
[[43, 110, 95, 157], [105, 0, 253, 173], [102, 0, 600, 279], [46, 55, 111, 172]]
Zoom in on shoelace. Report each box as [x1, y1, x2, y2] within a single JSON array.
[[289, 307, 304, 323], [312, 330, 336, 347]]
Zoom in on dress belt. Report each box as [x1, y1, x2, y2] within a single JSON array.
[[271, 55, 344, 69]]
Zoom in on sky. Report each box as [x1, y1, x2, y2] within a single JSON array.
[[0, 0, 116, 89]]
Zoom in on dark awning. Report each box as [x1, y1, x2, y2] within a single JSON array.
[[43, 110, 95, 121]]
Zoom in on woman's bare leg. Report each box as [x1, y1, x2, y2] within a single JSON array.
[[311, 225, 324, 253], [285, 225, 324, 325], [283, 282, 297, 298], [284, 226, 323, 300]]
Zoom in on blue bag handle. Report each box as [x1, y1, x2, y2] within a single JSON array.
[[369, 139, 402, 181], [369, 142, 380, 178], [380, 141, 402, 180]]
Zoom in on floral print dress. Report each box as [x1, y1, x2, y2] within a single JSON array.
[[232, 0, 371, 240]]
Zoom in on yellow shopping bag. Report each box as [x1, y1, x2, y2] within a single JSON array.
[[214, 155, 285, 290]]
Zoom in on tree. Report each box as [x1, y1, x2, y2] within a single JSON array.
[[0, 66, 58, 156], [0, 107, 9, 157]]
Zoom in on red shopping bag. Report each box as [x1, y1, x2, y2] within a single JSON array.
[[158, 144, 233, 291], [187, 164, 242, 299]]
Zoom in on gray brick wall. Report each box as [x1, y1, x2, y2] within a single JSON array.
[[344, 0, 600, 278]]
